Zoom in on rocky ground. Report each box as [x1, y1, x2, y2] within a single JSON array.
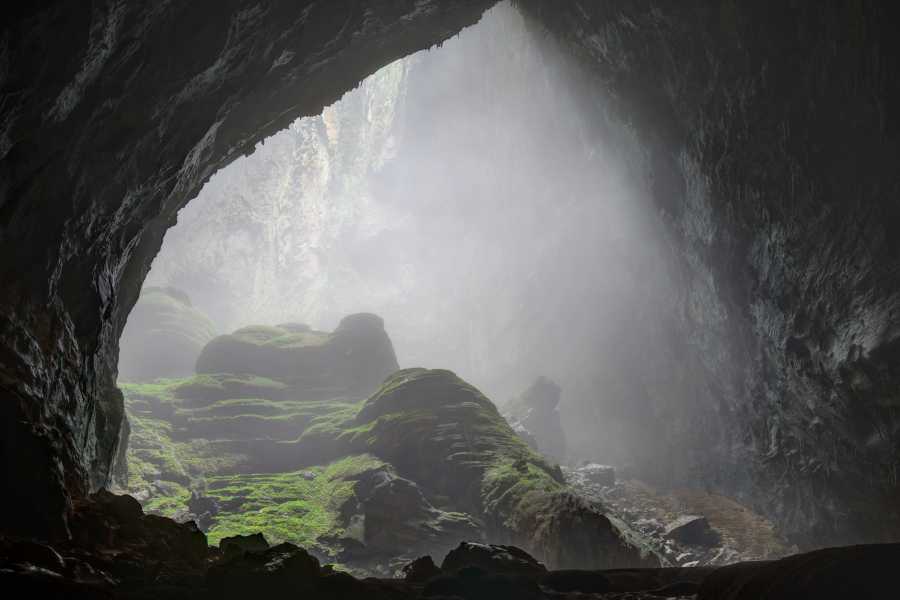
[[117, 303, 657, 575], [1, 493, 894, 599], [565, 465, 793, 569]]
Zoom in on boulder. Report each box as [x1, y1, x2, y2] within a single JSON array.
[[345, 467, 481, 559], [665, 515, 721, 547], [441, 542, 547, 576], [346, 368, 656, 570], [219, 533, 270, 558], [402, 555, 441, 583], [195, 313, 398, 396], [206, 542, 321, 599], [118, 286, 217, 381]]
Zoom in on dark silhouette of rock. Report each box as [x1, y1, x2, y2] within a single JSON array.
[[219, 533, 269, 558], [665, 515, 722, 547], [206, 542, 321, 598], [503, 377, 567, 463], [540, 570, 611, 593], [402, 555, 441, 583], [441, 542, 547, 576], [423, 567, 544, 600], [118, 287, 217, 381], [698, 543, 900, 599]]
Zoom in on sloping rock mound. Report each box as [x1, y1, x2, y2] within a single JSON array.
[[698, 543, 900, 600], [343, 368, 659, 569], [195, 313, 398, 396], [503, 377, 567, 463], [118, 287, 217, 381], [441, 541, 547, 576]]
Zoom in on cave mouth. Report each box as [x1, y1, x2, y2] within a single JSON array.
[[113, 3, 789, 571]]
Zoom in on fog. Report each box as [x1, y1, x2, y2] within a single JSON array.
[[129, 3, 678, 465]]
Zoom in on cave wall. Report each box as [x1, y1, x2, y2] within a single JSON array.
[[2, 0, 899, 549], [0, 0, 493, 540], [515, 0, 900, 547]]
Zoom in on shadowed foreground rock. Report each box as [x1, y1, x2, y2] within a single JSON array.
[[698, 543, 900, 600], [0, 493, 896, 598]]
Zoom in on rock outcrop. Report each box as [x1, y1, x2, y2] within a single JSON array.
[[117, 287, 217, 381], [503, 377, 567, 463], [195, 313, 398, 397]]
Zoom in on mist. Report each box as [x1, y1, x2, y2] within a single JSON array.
[[127, 2, 677, 466]]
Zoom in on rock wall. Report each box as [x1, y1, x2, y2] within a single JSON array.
[[0, 0, 493, 539], [514, 0, 900, 546]]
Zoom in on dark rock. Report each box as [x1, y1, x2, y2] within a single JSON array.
[[347, 467, 481, 559], [219, 533, 269, 558], [187, 491, 219, 532], [540, 570, 611, 593], [441, 542, 547, 577], [665, 515, 722, 547], [698, 543, 900, 599], [423, 567, 544, 600], [206, 542, 321, 599], [402, 555, 441, 583]]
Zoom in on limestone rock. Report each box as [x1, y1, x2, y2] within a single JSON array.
[[195, 313, 398, 396], [118, 287, 217, 381]]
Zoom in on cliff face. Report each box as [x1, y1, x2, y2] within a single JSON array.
[[0, 0, 493, 539], [515, 0, 900, 546]]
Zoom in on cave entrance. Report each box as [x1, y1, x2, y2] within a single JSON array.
[[113, 2, 773, 571]]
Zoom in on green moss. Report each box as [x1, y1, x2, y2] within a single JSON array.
[[205, 454, 384, 552], [230, 325, 331, 349]]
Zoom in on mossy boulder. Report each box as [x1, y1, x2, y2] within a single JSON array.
[[118, 286, 217, 381], [195, 313, 398, 397], [340, 368, 658, 569]]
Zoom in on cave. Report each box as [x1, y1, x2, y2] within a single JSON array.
[[2, 1, 899, 599]]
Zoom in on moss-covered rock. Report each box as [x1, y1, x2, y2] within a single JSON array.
[[195, 313, 398, 397], [340, 368, 658, 569], [118, 286, 217, 381]]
